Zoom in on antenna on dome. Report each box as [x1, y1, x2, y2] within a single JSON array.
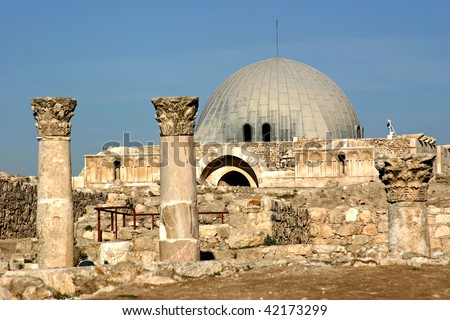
[[276, 19, 279, 56]]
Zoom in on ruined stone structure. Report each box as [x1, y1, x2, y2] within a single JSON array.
[[32, 97, 77, 268], [376, 154, 435, 258], [152, 96, 200, 262], [0, 173, 106, 240], [80, 134, 446, 189], [78, 56, 449, 190]]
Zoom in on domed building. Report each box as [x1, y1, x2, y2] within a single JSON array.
[[196, 57, 363, 143], [79, 57, 444, 190]]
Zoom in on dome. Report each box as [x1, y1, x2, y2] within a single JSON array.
[[195, 57, 362, 142]]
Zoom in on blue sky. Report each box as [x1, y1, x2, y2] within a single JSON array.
[[1, 0, 449, 176]]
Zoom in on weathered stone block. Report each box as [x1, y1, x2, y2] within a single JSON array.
[[434, 226, 450, 238], [329, 210, 345, 224], [358, 210, 373, 223], [345, 208, 358, 222], [430, 238, 441, 249], [228, 230, 267, 249], [159, 239, 200, 262], [0, 286, 12, 300], [313, 245, 346, 254], [98, 241, 132, 265], [118, 227, 133, 240], [134, 204, 147, 214], [287, 244, 313, 257], [102, 231, 115, 241], [335, 224, 357, 236], [441, 239, 450, 252], [216, 224, 231, 238], [309, 208, 327, 223], [82, 230, 94, 240], [318, 225, 334, 238], [362, 224, 378, 236], [199, 225, 218, 240], [372, 235, 387, 245], [428, 206, 441, 214], [353, 235, 370, 245], [309, 223, 319, 237], [312, 238, 328, 245], [436, 214, 450, 224]]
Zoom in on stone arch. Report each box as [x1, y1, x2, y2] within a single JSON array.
[[197, 146, 268, 187]]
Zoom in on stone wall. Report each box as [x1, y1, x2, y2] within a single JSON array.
[[270, 200, 309, 245], [428, 205, 450, 256], [0, 175, 37, 239], [0, 174, 107, 240], [307, 206, 389, 259]]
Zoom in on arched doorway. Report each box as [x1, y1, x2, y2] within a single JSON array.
[[262, 123, 271, 142], [218, 171, 251, 186], [199, 155, 259, 187]]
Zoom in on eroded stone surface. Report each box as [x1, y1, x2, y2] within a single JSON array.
[[376, 154, 435, 258], [375, 153, 435, 203], [152, 96, 198, 136], [31, 97, 77, 138]]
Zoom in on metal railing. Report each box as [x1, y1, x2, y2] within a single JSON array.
[[94, 205, 228, 242]]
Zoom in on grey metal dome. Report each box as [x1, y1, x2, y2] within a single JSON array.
[[195, 57, 362, 142]]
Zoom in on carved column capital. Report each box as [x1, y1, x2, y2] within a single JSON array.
[[151, 96, 198, 136], [31, 97, 77, 138], [375, 153, 435, 203]]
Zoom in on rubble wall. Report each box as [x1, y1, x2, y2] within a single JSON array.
[[0, 174, 107, 239], [270, 200, 309, 245]]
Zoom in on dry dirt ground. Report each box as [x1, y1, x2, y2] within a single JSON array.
[[88, 264, 450, 300], [3, 239, 450, 300]]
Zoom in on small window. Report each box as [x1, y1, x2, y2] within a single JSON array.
[[262, 123, 271, 142], [243, 124, 252, 142]]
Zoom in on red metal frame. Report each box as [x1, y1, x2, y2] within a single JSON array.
[[94, 205, 228, 242]]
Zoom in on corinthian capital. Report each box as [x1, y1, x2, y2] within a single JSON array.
[[151, 96, 198, 136], [31, 97, 77, 138], [375, 153, 435, 203]]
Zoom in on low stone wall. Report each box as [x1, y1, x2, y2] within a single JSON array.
[[308, 206, 389, 259], [0, 174, 107, 240], [428, 205, 450, 256], [75, 184, 450, 261]]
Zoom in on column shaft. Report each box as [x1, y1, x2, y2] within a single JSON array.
[[159, 136, 199, 261], [152, 96, 199, 262], [388, 202, 430, 258], [37, 138, 74, 267]]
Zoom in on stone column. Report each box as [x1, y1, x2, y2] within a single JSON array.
[[151, 96, 200, 262], [31, 97, 77, 268], [375, 153, 435, 258]]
